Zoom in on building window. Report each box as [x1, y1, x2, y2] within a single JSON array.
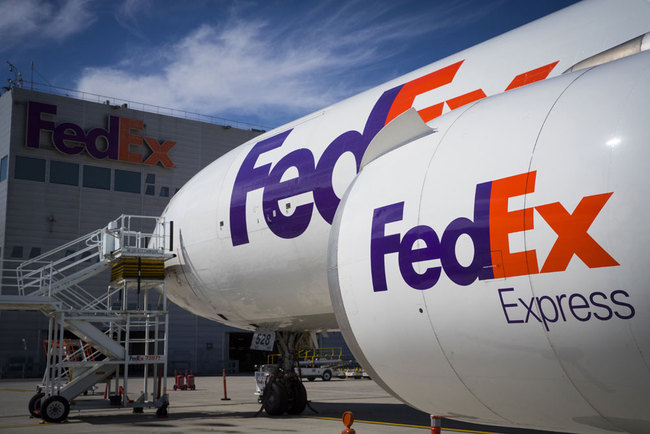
[[29, 247, 42, 259], [145, 185, 155, 195], [114, 169, 141, 194], [145, 173, 155, 184], [83, 165, 111, 190], [0, 156, 7, 181], [15, 156, 45, 182], [160, 186, 169, 197], [11, 246, 23, 258], [50, 160, 79, 186]]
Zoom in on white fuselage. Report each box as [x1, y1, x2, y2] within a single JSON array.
[[159, 1, 650, 432], [161, 0, 650, 331]]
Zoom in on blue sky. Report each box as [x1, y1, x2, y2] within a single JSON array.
[[1, 0, 578, 129]]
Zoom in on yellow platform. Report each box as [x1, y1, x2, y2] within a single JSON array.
[[110, 257, 165, 282]]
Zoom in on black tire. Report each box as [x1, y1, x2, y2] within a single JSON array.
[[322, 370, 332, 381], [286, 379, 307, 415], [40, 396, 70, 423], [263, 381, 288, 416], [156, 403, 168, 418], [28, 392, 44, 417], [307, 377, 315, 382]]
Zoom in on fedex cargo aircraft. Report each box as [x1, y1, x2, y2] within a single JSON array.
[[157, 1, 650, 432]]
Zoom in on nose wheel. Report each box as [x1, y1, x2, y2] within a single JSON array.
[[286, 377, 307, 414], [261, 375, 308, 416], [262, 379, 288, 416], [259, 331, 314, 416]]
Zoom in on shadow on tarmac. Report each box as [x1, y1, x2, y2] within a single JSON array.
[[305, 401, 565, 434], [63, 399, 563, 434]]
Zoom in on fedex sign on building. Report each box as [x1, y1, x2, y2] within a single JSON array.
[[25, 101, 176, 168]]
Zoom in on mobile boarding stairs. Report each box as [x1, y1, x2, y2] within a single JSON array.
[[0, 215, 174, 422]]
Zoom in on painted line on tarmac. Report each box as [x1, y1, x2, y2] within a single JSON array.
[[303, 415, 428, 429], [302, 415, 503, 434], [0, 388, 32, 393], [0, 422, 56, 429]]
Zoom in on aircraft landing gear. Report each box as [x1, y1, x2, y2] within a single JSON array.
[[260, 331, 313, 416], [286, 377, 307, 414], [262, 378, 287, 416]]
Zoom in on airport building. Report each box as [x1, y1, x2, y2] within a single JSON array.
[[0, 86, 275, 378]]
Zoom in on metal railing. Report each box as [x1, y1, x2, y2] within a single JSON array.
[[1, 215, 170, 314], [108, 215, 168, 252], [20, 81, 270, 132], [16, 229, 105, 297], [266, 347, 344, 365], [0, 214, 171, 410]]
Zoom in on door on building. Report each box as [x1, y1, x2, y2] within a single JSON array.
[[228, 332, 267, 372]]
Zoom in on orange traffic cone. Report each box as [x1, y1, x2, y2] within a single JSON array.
[[341, 411, 356, 434]]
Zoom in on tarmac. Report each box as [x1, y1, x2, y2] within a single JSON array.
[[0, 375, 560, 433]]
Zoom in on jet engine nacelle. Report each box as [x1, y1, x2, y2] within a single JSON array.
[[329, 51, 650, 434]]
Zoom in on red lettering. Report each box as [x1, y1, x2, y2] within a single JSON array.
[[119, 118, 144, 163], [383, 60, 560, 128], [385, 61, 463, 125], [446, 89, 486, 110], [535, 193, 618, 272], [505, 61, 559, 91], [489, 171, 539, 278], [143, 137, 176, 168], [416, 102, 444, 123]]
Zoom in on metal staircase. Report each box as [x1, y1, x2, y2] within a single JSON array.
[[0, 215, 174, 422]]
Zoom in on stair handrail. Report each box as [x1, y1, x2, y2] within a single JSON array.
[[49, 279, 104, 311], [12, 214, 170, 311], [21, 254, 108, 299], [16, 229, 106, 296], [22, 241, 102, 281], [63, 340, 104, 363], [18, 228, 104, 273], [39, 279, 123, 317], [115, 214, 167, 252], [16, 215, 168, 294], [76, 285, 122, 312]]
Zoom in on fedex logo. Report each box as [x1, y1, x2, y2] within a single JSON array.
[[230, 60, 559, 246], [371, 171, 619, 292], [26, 101, 176, 168]]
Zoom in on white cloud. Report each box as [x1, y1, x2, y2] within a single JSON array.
[[0, 0, 96, 51], [114, 0, 153, 39], [76, 1, 495, 126]]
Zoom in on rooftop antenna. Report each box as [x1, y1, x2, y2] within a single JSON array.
[[3, 61, 23, 92]]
